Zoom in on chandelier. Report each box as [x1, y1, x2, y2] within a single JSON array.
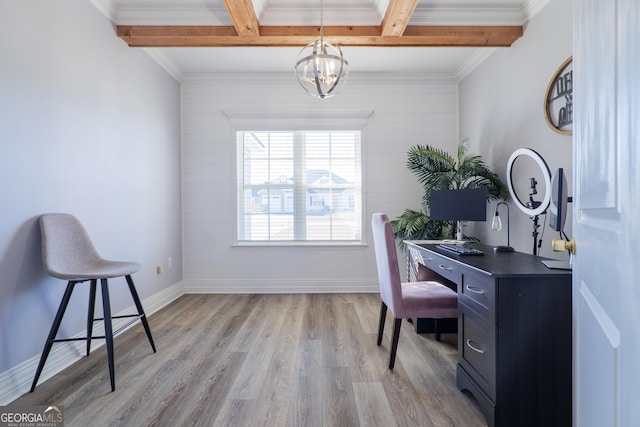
[[295, 0, 349, 99]]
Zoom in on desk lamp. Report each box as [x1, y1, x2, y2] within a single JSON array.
[[491, 202, 514, 252]]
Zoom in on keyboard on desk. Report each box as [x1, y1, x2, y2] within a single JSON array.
[[436, 244, 484, 256]]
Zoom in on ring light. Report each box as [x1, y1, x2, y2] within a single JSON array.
[[506, 148, 552, 216]]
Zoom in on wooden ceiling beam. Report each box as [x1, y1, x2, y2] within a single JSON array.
[[381, 0, 419, 36], [221, 0, 260, 36], [116, 25, 523, 48]]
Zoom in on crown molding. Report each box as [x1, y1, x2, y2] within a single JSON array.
[[455, 48, 497, 81], [143, 49, 182, 81], [521, 0, 552, 23], [89, 0, 118, 21]]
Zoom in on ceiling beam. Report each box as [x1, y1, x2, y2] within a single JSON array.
[[221, 0, 260, 36], [381, 0, 419, 36], [116, 25, 523, 48]]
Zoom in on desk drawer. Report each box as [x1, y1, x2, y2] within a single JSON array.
[[419, 251, 463, 285], [460, 271, 494, 322], [459, 303, 496, 401]]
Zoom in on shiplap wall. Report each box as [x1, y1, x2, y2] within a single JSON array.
[[181, 74, 459, 293]]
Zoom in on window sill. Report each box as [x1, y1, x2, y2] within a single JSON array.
[[232, 241, 368, 248]]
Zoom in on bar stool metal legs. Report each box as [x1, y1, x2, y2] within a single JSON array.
[[30, 277, 155, 393], [30, 281, 77, 393]]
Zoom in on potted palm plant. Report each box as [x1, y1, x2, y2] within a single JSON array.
[[392, 138, 508, 241]]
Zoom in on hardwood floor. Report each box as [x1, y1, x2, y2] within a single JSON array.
[[13, 294, 486, 426]]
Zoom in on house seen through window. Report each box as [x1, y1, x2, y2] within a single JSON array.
[[236, 130, 362, 243]]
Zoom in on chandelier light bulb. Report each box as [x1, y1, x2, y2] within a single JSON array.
[[295, 40, 349, 99]]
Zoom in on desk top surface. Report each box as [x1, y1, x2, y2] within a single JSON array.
[[406, 241, 572, 279]]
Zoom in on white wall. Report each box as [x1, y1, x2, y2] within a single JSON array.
[[0, 0, 182, 401], [181, 74, 459, 293], [459, 0, 573, 258]]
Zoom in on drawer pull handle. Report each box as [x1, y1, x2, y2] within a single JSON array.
[[438, 264, 452, 271], [466, 339, 485, 354], [465, 285, 485, 295]]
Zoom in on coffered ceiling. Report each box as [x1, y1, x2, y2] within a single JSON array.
[[95, 0, 547, 79]]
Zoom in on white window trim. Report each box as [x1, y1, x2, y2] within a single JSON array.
[[226, 109, 373, 247]]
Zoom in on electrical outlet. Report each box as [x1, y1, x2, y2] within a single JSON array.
[[168, 257, 173, 268]]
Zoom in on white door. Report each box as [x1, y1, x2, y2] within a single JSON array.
[[573, 0, 640, 425]]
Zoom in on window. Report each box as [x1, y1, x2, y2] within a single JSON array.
[[236, 130, 362, 243]]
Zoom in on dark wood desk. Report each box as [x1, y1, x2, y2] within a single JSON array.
[[405, 242, 572, 427]]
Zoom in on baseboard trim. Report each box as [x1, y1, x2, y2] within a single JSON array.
[[183, 278, 378, 294], [0, 281, 185, 405]]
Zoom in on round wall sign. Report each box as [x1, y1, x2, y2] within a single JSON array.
[[544, 57, 573, 135]]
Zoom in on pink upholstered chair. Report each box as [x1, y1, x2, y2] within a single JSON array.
[[371, 213, 459, 370]]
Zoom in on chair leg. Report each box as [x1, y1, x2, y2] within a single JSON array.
[[389, 317, 402, 370], [31, 281, 78, 392], [434, 318, 441, 342], [86, 279, 97, 356], [125, 275, 156, 353], [100, 279, 116, 392], [377, 302, 387, 346]]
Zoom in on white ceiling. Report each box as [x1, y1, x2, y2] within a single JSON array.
[[96, 0, 547, 79]]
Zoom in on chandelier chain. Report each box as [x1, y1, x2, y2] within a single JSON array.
[[320, 0, 324, 42]]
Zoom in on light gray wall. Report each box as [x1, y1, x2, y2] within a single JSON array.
[[0, 0, 182, 380], [459, 0, 573, 258], [181, 74, 459, 292]]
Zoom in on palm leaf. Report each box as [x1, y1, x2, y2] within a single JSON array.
[[391, 209, 443, 245], [393, 138, 508, 243]]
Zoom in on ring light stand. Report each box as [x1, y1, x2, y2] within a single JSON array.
[[506, 148, 552, 255]]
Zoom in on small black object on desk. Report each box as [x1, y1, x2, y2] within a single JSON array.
[[436, 243, 484, 256]]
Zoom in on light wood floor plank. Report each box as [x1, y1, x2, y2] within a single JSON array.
[[322, 295, 352, 368], [352, 293, 383, 335], [398, 329, 459, 396], [343, 299, 387, 383], [287, 338, 324, 427], [81, 294, 253, 426], [259, 295, 305, 426], [227, 295, 288, 400], [323, 367, 360, 427], [381, 371, 437, 427], [12, 294, 486, 427], [213, 399, 266, 427], [353, 381, 398, 427]]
